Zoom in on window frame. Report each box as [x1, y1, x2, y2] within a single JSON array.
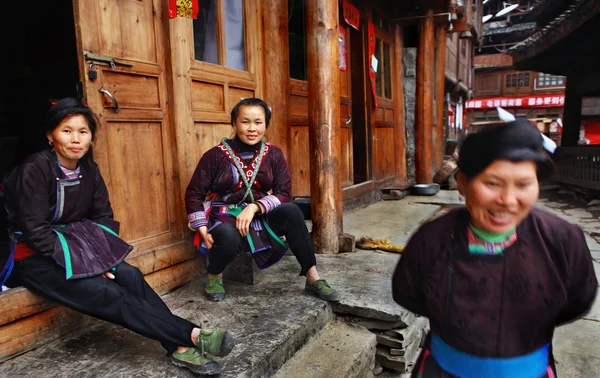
[[190, 0, 256, 80], [372, 21, 394, 101], [536, 72, 566, 88]]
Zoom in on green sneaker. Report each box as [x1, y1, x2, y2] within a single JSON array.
[[171, 347, 222, 375], [305, 279, 340, 302], [197, 328, 236, 357], [205, 276, 225, 302]]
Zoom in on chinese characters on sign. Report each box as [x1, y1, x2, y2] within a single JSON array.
[[465, 94, 565, 110], [343, 0, 360, 30]]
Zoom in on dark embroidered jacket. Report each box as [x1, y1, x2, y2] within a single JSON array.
[[2, 149, 131, 279], [392, 207, 597, 358], [185, 137, 291, 225]]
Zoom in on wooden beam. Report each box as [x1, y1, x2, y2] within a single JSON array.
[[306, 0, 342, 254], [434, 25, 447, 173], [393, 25, 407, 181], [561, 76, 582, 147], [261, 0, 291, 159], [415, 10, 435, 183]]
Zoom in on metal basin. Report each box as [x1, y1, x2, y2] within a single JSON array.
[[411, 183, 440, 196]]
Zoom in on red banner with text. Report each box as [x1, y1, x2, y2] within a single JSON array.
[[465, 94, 565, 110], [343, 0, 360, 30], [368, 21, 377, 108]]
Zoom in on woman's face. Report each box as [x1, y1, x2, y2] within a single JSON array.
[[47, 115, 92, 169], [458, 160, 539, 234], [232, 105, 266, 145]]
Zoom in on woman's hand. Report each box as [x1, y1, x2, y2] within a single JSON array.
[[198, 226, 214, 249], [102, 272, 115, 280], [236, 204, 260, 237]]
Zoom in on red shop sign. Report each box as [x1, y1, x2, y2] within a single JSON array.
[[343, 0, 360, 30], [465, 94, 565, 110]]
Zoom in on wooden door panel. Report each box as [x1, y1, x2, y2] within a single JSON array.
[[192, 81, 226, 112], [290, 126, 310, 197], [96, 0, 159, 63], [104, 121, 170, 242], [74, 0, 183, 250], [101, 71, 161, 110], [340, 126, 353, 187], [373, 127, 395, 180]]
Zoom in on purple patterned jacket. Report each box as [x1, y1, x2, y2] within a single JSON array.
[[185, 137, 291, 228]]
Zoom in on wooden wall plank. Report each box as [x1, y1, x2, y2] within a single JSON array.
[[261, 0, 291, 159]]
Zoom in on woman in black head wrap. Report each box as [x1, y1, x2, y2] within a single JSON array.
[[392, 117, 597, 378]]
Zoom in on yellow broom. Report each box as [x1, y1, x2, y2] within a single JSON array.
[[356, 237, 404, 254]]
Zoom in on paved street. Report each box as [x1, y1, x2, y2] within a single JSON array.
[[535, 190, 600, 378]]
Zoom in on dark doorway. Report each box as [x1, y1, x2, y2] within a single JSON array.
[[350, 25, 370, 184], [0, 1, 80, 245]]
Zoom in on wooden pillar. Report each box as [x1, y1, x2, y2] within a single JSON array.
[[561, 76, 582, 147], [306, 0, 342, 254], [261, 1, 291, 159], [393, 24, 407, 181], [415, 10, 435, 183], [434, 25, 447, 172]]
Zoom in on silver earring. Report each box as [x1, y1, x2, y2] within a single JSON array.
[[48, 140, 53, 146]]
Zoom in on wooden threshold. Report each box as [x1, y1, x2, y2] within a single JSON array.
[[342, 177, 400, 201]]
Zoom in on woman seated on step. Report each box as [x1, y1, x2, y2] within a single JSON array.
[[185, 97, 339, 302], [0, 98, 234, 376], [392, 110, 597, 378]]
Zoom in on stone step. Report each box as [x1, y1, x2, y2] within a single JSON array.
[[274, 321, 377, 378], [0, 268, 333, 378]]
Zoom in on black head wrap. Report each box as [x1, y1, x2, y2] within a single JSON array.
[[458, 118, 554, 179]]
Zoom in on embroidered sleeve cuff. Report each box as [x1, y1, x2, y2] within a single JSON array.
[[187, 212, 207, 230], [257, 195, 282, 214]]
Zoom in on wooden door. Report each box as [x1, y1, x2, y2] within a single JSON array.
[[371, 23, 397, 181], [73, 1, 183, 252]]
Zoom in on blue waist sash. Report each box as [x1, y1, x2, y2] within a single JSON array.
[[431, 334, 549, 378]]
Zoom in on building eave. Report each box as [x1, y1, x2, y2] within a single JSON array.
[[509, 0, 600, 67]]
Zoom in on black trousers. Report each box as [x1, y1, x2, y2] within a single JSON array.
[[7, 256, 197, 354], [207, 203, 317, 276]]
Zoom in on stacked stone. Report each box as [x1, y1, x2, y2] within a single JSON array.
[[372, 317, 429, 374]]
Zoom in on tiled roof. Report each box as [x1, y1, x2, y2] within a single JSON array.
[[483, 22, 537, 36]]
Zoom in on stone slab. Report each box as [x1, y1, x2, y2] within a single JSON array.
[[315, 251, 415, 324], [0, 258, 333, 378], [344, 202, 441, 247], [376, 334, 403, 349], [384, 317, 429, 343], [274, 321, 376, 378]]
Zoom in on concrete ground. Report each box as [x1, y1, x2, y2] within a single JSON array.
[[1, 189, 598, 377], [535, 190, 600, 378]]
